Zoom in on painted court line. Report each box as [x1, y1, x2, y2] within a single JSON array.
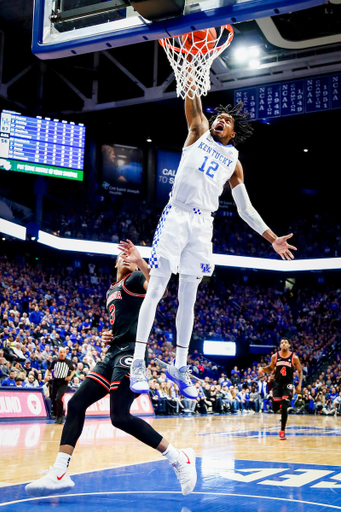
[[0, 458, 164, 489], [1, 491, 341, 510]]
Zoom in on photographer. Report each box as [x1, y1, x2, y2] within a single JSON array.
[[322, 398, 336, 416]]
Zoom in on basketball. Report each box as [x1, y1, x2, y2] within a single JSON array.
[[182, 27, 217, 54]]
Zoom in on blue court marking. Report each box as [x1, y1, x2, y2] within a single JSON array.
[[1, 459, 341, 512], [200, 425, 341, 437]]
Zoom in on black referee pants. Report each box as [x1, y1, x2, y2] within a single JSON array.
[[52, 380, 68, 418]]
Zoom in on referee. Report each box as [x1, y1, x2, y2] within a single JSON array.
[[46, 347, 75, 424]]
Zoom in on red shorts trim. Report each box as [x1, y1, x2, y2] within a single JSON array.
[[87, 375, 110, 391], [88, 372, 110, 385]]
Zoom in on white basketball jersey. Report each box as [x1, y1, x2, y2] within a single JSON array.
[[170, 130, 239, 212]]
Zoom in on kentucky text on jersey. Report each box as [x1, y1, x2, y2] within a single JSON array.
[[198, 141, 233, 167]]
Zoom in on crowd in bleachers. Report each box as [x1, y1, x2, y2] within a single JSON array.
[[40, 200, 341, 260], [1, 253, 341, 418]]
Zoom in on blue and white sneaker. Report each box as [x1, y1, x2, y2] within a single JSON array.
[[155, 359, 197, 399], [129, 359, 149, 393]]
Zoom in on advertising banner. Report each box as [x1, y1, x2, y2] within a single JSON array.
[[63, 392, 154, 417], [101, 143, 144, 198], [156, 149, 181, 204], [0, 389, 48, 420]]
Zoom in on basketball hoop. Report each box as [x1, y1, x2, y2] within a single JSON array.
[[159, 25, 234, 99]]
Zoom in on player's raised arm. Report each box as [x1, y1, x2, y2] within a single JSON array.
[[118, 239, 150, 290], [229, 161, 297, 261], [183, 57, 209, 147]]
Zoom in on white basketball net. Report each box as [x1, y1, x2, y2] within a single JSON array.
[[159, 25, 234, 99]]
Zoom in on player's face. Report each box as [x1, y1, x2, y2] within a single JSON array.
[[211, 113, 236, 143], [280, 339, 290, 352], [116, 254, 138, 275]]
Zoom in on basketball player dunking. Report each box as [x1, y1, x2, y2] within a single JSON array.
[[130, 68, 298, 397], [26, 240, 196, 498], [259, 337, 303, 440]]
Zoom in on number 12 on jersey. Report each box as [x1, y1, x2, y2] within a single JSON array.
[[198, 156, 219, 178]]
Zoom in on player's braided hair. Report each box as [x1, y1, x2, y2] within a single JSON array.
[[209, 101, 253, 146]]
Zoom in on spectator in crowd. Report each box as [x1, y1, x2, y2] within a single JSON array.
[[15, 375, 25, 387], [1, 368, 16, 386], [26, 374, 38, 388], [249, 383, 262, 412]]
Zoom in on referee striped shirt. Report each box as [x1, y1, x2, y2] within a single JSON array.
[[49, 358, 73, 380]]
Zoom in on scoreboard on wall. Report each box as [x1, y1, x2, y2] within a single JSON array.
[[0, 110, 85, 181], [234, 72, 341, 120]]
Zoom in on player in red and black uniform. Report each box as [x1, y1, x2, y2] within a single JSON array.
[[26, 240, 196, 498], [259, 338, 302, 440]]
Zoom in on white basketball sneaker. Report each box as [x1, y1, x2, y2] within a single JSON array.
[[129, 359, 149, 393], [25, 467, 75, 497], [156, 359, 197, 399], [171, 448, 197, 496]]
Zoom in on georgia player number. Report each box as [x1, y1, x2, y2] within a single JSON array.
[[109, 304, 115, 325]]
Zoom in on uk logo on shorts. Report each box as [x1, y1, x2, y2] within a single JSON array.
[[201, 263, 211, 273], [119, 355, 133, 368]]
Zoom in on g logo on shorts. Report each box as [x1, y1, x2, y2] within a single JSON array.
[[119, 355, 133, 368], [287, 384, 294, 390]]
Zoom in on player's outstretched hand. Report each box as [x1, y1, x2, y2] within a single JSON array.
[[272, 233, 297, 261], [102, 330, 113, 345], [117, 239, 141, 265]]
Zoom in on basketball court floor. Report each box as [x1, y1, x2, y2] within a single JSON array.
[[1, 413, 341, 511]]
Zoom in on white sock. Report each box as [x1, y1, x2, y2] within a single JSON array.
[[53, 452, 71, 472], [133, 341, 148, 362], [162, 443, 181, 464], [175, 347, 188, 369]]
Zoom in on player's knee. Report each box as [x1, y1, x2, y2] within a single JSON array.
[[110, 411, 130, 431], [147, 278, 168, 303], [67, 394, 86, 417], [281, 400, 289, 412], [272, 400, 281, 413], [178, 275, 201, 305]]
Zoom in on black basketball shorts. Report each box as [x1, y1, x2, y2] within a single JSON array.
[[87, 341, 137, 393], [272, 381, 295, 403]]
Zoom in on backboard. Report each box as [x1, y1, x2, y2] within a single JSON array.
[[32, 0, 325, 60]]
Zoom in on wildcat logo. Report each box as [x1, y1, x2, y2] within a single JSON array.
[[201, 263, 211, 274]]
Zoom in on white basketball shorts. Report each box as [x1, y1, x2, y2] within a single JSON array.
[[149, 203, 215, 278]]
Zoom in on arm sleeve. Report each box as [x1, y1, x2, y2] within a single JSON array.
[[231, 183, 269, 236]]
